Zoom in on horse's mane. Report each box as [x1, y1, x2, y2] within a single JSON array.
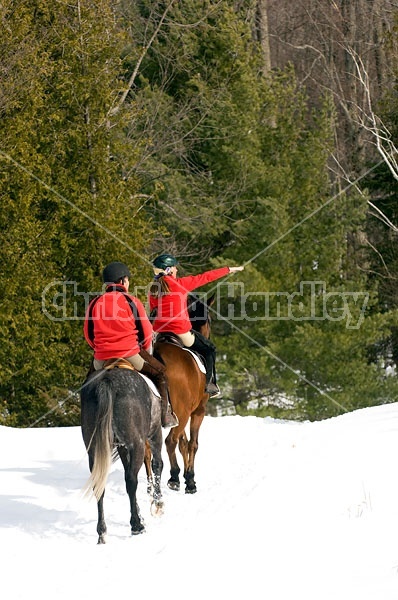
[[187, 293, 214, 330]]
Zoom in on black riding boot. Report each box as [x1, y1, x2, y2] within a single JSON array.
[[190, 332, 221, 397], [139, 354, 178, 428]]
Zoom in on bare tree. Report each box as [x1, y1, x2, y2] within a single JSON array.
[[348, 47, 398, 181], [266, 0, 396, 175]]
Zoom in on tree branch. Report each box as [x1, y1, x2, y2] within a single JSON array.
[[108, 0, 176, 117], [348, 46, 398, 181]]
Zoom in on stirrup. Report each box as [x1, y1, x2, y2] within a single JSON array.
[[162, 410, 179, 429], [205, 382, 221, 398]]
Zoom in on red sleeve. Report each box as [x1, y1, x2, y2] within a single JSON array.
[[173, 267, 230, 293], [131, 296, 153, 351]]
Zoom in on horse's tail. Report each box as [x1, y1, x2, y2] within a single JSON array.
[[83, 379, 114, 501]]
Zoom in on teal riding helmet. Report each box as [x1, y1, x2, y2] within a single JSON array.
[[152, 254, 178, 270]]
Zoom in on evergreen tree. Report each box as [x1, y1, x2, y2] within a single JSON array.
[[1, 0, 397, 426], [117, 0, 398, 419], [213, 82, 398, 418], [122, 0, 267, 262], [0, 1, 154, 426]]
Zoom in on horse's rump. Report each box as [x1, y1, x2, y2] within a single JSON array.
[[81, 369, 157, 500], [82, 369, 152, 433]]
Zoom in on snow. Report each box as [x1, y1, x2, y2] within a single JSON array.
[[1, 404, 398, 599]]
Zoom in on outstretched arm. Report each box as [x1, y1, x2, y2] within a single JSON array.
[[175, 265, 244, 293]]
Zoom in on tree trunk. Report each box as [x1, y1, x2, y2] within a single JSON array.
[[254, 0, 271, 75]]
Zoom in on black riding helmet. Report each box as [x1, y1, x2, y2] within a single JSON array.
[[152, 254, 178, 270], [102, 261, 131, 283]]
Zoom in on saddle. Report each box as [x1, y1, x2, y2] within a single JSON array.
[[154, 333, 206, 374], [103, 358, 135, 371], [155, 332, 184, 347]]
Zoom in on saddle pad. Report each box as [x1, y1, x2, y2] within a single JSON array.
[[138, 372, 161, 398], [182, 348, 206, 374]]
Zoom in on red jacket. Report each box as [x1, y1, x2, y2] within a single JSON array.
[[149, 267, 229, 335], [84, 284, 152, 360]]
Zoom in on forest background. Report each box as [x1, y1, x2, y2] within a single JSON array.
[[1, 0, 398, 428]]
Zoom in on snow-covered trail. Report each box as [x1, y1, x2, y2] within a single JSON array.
[[1, 405, 398, 599]]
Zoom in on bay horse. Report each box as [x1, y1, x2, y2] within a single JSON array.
[[80, 364, 164, 543], [146, 293, 215, 494]]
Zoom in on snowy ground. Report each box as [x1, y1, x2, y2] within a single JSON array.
[[1, 404, 398, 600]]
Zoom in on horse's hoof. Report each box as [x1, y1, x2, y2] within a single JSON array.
[[97, 535, 106, 544], [185, 486, 197, 494], [151, 499, 164, 517], [167, 479, 180, 491], [131, 525, 145, 536]]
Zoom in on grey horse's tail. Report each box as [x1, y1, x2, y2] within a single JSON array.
[[83, 379, 114, 501]]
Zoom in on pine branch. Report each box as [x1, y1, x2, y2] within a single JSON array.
[[108, 0, 176, 117]]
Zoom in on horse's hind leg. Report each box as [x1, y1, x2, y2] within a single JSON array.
[[88, 453, 107, 544], [165, 428, 184, 491], [184, 405, 205, 494], [118, 445, 145, 535], [148, 427, 164, 515], [96, 492, 107, 544], [144, 440, 154, 495], [178, 432, 189, 484]]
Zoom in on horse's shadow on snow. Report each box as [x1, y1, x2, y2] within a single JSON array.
[[0, 460, 92, 537], [0, 459, 151, 538]]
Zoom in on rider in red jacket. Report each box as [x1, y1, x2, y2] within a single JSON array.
[[149, 254, 244, 397], [84, 261, 178, 428], [84, 282, 152, 361]]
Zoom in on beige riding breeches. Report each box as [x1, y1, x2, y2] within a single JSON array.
[[177, 331, 196, 347], [93, 354, 145, 371]]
